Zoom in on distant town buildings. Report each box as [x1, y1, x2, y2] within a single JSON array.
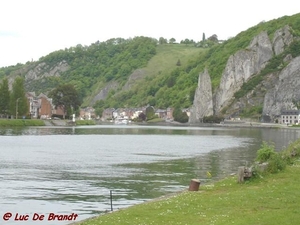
[[25, 92, 64, 119], [24, 92, 192, 121], [24, 93, 300, 125]]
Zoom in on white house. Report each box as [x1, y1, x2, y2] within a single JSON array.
[[280, 110, 300, 125]]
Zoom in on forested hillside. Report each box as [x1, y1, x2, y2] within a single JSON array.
[[94, 13, 300, 114], [1, 12, 300, 119]]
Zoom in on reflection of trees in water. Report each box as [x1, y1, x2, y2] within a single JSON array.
[[193, 145, 258, 182], [261, 128, 300, 151], [193, 128, 300, 182]]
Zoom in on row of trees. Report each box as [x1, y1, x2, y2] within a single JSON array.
[[0, 76, 82, 119], [158, 33, 219, 45], [0, 77, 28, 118]]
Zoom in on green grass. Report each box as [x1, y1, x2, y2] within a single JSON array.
[[146, 117, 164, 123], [143, 44, 205, 77], [0, 119, 45, 126], [292, 124, 300, 127], [75, 139, 300, 225], [75, 120, 96, 125]]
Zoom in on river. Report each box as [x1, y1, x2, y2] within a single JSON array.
[[0, 125, 299, 224]]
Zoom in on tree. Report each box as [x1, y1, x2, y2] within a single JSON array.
[[0, 78, 11, 117], [173, 106, 188, 123], [207, 34, 218, 43], [10, 76, 28, 119], [49, 84, 82, 119], [202, 33, 206, 42], [138, 112, 146, 121], [169, 38, 176, 44], [145, 106, 155, 120], [159, 37, 167, 45]]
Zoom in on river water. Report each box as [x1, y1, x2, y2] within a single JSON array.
[[0, 125, 300, 224]]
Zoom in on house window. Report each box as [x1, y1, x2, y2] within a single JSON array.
[[295, 116, 297, 119], [283, 120, 285, 123], [290, 120, 292, 124], [283, 116, 285, 118], [290, 116, 292, 118]]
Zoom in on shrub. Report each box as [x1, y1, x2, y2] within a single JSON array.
[[256, 142, 276, 163], [267, 153, 286, 173], [203, 115, 224, 123], [173, 107, 189, 123], [255, 142, 287, 174]]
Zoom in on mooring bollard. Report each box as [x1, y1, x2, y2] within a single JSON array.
[[188, 179, 200, 191]]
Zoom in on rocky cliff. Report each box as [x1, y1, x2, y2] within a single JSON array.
[[263, 56, 300, 117], [190, 25, 298, 122], [25, 61, 69, 82], [189, 69, 213, 123], [214, 31, 273, 113]]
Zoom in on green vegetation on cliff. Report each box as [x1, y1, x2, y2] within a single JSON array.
[[99, 13, 300, 111], [1, 13, 300, 117]]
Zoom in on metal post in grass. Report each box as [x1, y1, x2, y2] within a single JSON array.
[[110, 190, 113, 211]]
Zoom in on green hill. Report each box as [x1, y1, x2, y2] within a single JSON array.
[[1, 12, 300, 118]]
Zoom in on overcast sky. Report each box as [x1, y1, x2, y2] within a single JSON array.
[[1, 0, 300, 67]]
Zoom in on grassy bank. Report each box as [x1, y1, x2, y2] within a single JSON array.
[[74, 139, 300, 225], [75, 120, 96, 125], [0, 119, 45, 126]]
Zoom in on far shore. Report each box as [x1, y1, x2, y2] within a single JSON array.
[[1, 118, 297, 130]]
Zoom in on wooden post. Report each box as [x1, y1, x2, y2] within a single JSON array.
[[237, 166, 245, 183], [189, 179, 200, 191]]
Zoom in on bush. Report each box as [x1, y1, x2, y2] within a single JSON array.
[[203, 115, 224, 123], [173, 107, 189, 123], [267, 153, 286, 173], [255, 142, 286, 174], [256, 142, 276, 163]]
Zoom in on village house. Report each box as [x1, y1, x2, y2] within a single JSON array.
[[155, 109, 167, 119], [101, 108, 115, 121], [26, 92, 40, 118], [26, 92, 65, 119], [131, 108, 144, 119], [113, 108, 131, 120], [166, 108, 174, 120], [280, 110, 300, 125], [37, 93, 53, 119], [79, 107, 96, 120]]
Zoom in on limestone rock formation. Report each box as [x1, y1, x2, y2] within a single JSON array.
[[91, 81, 119, 104], [189, 25, 297, 123], [214, 31, 273, 113], [25, 61, 69, 81], [189, 69, 213, 123], [272, 25, 293, 55], [263, 56, 300, 117]]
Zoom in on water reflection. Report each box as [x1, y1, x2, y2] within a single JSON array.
[[0, 125, 300, 224]]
